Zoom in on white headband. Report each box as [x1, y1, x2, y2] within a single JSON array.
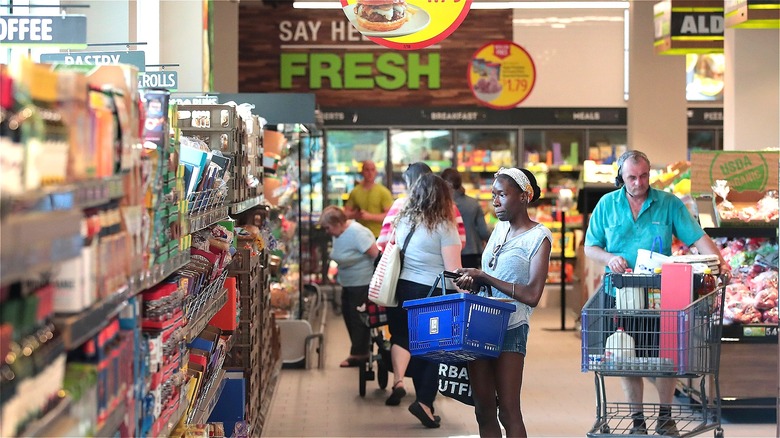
[[496, 167, 532, 194]]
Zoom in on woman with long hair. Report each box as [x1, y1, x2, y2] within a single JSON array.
[[384, 173, 462, 428], [454, 168, 552, 437]]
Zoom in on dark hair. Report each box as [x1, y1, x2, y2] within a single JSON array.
[[496, 169, 542, 203], [615, 150, 650, 187], [402, 162, 432, 190], [396, 173, 454, 231], [440, 168, 463, 191]]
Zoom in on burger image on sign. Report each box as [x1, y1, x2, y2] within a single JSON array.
[[354, 0, 409, 32]]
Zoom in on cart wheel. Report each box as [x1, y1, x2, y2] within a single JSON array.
[[714, 427, 724, 438], [359, 364, 367, 397], [600, 425, 610, 434], [377, 358, 389, 389]]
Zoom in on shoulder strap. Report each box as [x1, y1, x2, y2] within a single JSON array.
[[400, 225, 416, 253]]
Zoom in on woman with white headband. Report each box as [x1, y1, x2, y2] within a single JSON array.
[[454, 167, 552, 438]]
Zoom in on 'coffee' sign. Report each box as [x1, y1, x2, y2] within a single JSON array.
[[40, 50, 146, 72], [0, 15, 87, 48], [654, 0, 724, 55]]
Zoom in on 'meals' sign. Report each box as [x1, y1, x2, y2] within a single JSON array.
[[0, 15, 87, 48]]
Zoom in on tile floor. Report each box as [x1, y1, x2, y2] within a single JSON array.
[[261, 304, 776, 437]]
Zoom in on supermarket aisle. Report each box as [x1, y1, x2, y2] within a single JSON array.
[[262, 305, 776, 437]]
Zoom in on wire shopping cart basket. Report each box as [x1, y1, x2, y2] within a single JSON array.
[[581, 273, 726, 438]]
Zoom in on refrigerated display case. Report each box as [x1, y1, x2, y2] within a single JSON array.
[[324, 129, 388, 205], [455, 130, 517, 216], [390, 129, 453, 196], [299, 126, 327, 286], [709, 228, 778, 408]]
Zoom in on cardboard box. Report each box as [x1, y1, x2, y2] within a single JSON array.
[[713, 191, 778, 227], [690, 150, 779, 196]]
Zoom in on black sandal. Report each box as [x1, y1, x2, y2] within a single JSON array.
[[385, 381, 406, 406]]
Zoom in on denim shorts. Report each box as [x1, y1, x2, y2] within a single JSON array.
[[501, 324, 529, 355]]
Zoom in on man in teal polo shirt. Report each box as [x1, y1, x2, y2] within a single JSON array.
[[584, 150, 728, 436]]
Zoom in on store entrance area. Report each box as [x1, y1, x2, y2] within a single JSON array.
[[262, 305, 776, 437]]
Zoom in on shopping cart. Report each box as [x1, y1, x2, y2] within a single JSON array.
[[581, 273, 726, 438], [356, 301, 390, 397]]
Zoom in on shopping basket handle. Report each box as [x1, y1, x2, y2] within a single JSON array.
[[426, 271, 492, 298], [426, 272, 449, 298]]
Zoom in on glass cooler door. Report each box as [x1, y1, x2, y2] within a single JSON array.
[[389, 129, 453, 197], [324, 129, 389, 206], [454, 129, 517, 224]]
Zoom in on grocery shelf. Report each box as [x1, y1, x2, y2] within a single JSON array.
[[55, 285, 134, 350], [704, 226, 778, 239], [189, 369, 227, 425], [0, 175, 124, 216], [56, 252, 190, 350], [95, 399, 126, 437], [456, 164, 501, 173], [190, 206, 229, 234], [185, 287, 229, 342], [139, 251, 191, 291], [158, 399, 188, 438], [721, 324, 779, 344], [0, 209, 83, 286], [21, 394, 72, 437], [229, 196, 262, 215]]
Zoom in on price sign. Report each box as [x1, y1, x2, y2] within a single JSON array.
[[468, 40, 536, 110], [341, 0, 472, 50]]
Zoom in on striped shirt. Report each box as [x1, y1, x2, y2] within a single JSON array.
[[376, 198, 466, 251]]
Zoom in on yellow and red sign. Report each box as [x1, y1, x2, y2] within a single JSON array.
[[341, 0, 472, 50], [468, 40, 536, 110]]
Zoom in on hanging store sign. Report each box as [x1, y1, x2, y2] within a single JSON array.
[[0, 15, 87, 48], [40, 50, 146, 71], [687, 108, 723, 125], [653, 0, 724, 55], [238, 4, 511, 107], [320, 106, 627, 127], [725, 0, 780, 28], [139, 71, 178, 91], [340, 0, 472, 50], [467, 40, 536, 110]]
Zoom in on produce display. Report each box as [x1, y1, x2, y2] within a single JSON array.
[[717, 237, 779, 325]]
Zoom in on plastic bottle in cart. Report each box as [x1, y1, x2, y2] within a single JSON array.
[[697, 268, 717, 297], [604, 327, 636, 368]]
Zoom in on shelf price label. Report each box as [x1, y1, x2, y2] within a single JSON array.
[[468, 40, 536, 110], [340, 0, 472, 50]]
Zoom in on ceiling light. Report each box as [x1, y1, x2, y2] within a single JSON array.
[[472, 1, 629, 9], [293, 1, 630, 9]]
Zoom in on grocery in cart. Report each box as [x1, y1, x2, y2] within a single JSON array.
[[581, 271, 726, 437]]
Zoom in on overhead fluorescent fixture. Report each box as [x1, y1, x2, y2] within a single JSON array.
[[472, 1, 630, 9], [293, 2, 344, 8], [293, 1, 630, 9]]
